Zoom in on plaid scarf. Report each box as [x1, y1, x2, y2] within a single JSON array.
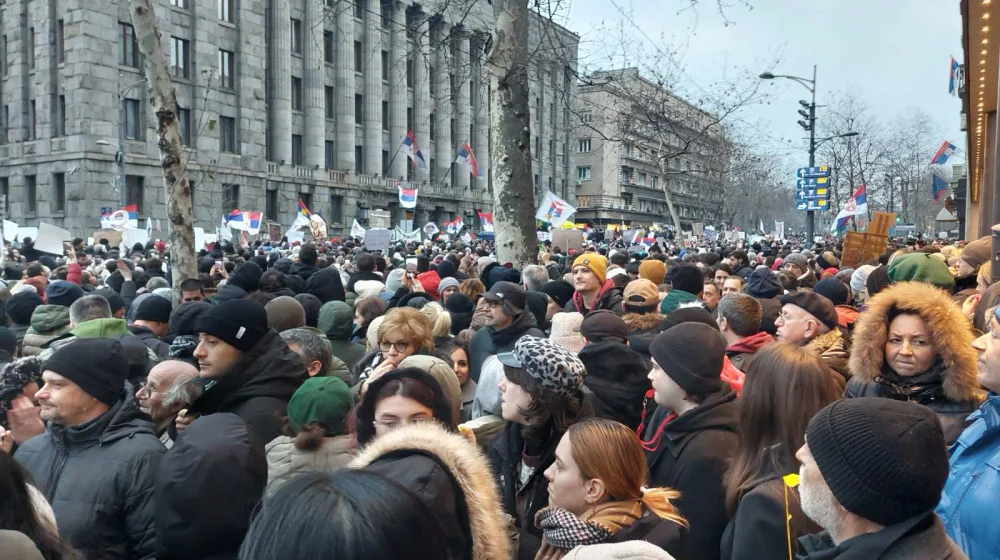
[[534, 501, 643, 551]]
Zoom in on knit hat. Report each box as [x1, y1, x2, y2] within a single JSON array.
[[549, 312, 586, 354], [194, 299, 270, 353], [168, 301, 213, 338], [960, 235, 992, 271], [580, 309, 628, 343], [135, 295, 172, 324], [482, 281, 527, 315], [498, 336, 586, 397], [572, 254, 608, 284], [638, 260, 666, 285], [265, 296, 306, 333], [669, 264, 703, 296], [780, 292, 839, 330], [623, 278, 659, 310], [660, 306, 719, 332], [816, 251, 840, 270], [649, 323, 725, 395], [805, 398, 949, 526], [437, 277, 461, 295], [783, 253, 809, 272], [287, 377, 354, 434], [539, 280, 575, 309], [384, 269, 405, 294], [850, 265, 876, 296], [812, 278, 850, 306], [866, 265, 892, 297], [746, 267, 783, 299], [45, 280, 83, 308], [228, 262, 263, 292], [43, 339, 128, 406], [6, 291, 43, 325], [887, 253, 955, 290]]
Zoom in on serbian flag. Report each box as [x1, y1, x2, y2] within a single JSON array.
[[948, 56, 960, 96], [397, 182, 418, 209], [245, 211, 262, 235], [401, 130, 427, 169], [456, 142, 483, 179], [225, 209, 247, 230], [930, 141, 956, 165], [477, 210, 494, 232], [832, 185, 868, 231], [445, 216, 464, 235], [932, 175, 950, 204]]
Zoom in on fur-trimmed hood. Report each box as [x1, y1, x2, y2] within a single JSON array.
[[848, 282, 984, 404], [622, 312, 664, 332], [350, 422, 511, 560]]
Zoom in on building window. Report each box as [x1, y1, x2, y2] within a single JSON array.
[[170, 37, 189, 78], [330, 195, 343, 224], [291, 77, 303, 111], [578, 138, 590, 153], [265, 189, 278, 221], [220, 116, 236, 153], [28, 28, 34, 70], [300, 193, 313, 214], [0, 178, 8, 214], [354, 0, 365, 19], [325, 140, 335, 169], [218, 49, 235, 88], [291, 134, 303, 165], [428, 65, 434, 94], [25, 175, 36, 214], [56, 20, 65, 64], [406, 108, 413, 131], [218, 0, 234, 22], [325, 86, 334, 118], [178, 107, 190, 145], [126, 175, 144, 213], [324, 31, 334, 63], [54, 95, 66, 137], [220, 183, 239, 210], [576, 166, 591, 181], [382, 101, 389, 131], [171, 0, 188, 7], [27, 100, 36, 140], [354, 41, 363, 72], [382, 149, 389, 175], [381, 4, 392, 27], [119, 23, 139, 67], [124, 99, 141, 140], [651, 176, 658, 189], [429, 118, 435, 141], [355, 145, 363, 173], [291, 19, 302, 53], [355, 94, 363, 124], [406, 59, 413, 87], [381, 50, 389, 81], [579, 111, 593, 124], [52, 172, 65, 213]]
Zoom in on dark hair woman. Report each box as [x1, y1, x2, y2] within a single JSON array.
[[721, 342, 841, 560], [353, 367, 457, 447], [0, 451, 77, 560], [436, 338, 476, 422], [238, 470, 451, 560]]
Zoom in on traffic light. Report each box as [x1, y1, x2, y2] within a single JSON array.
[[798, 120, 811, 131]]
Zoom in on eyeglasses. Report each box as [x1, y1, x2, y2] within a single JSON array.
[[379, 340, 412, 353], [138, 382, 161, 397], [777, 313, 806, 324], [372, 416, 436, 429]]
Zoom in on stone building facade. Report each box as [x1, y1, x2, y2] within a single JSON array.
[[0, 0, 578, 237]]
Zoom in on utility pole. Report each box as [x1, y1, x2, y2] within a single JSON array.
[[804, 65, 818, 243]]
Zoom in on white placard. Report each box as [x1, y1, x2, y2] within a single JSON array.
[[364, 228, 393, 252], [35, 223, 71, 255], [18, 227, 39, 244], [122, 228, 150, 250], [3, 220, 19, 242], [194, 227, 205, 251]]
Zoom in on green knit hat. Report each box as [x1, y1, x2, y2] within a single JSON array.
[[287, 377, 354, 434], [887, 253, 955, 291]]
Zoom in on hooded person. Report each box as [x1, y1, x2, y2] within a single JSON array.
[[480, 261, 522, 291], [416, 260, 443, 301], [214, 262, 263, 304], [318, 300, 367, 370], [306, 267, 347, 304], [155, 413, 266, 560], [13, 339, 164, 559], [467, 281, 545, 384], [956, 235, 991, 279], [380, 268, 406, 305], [165, 301, 213, 367], [20, 286, 76, 357], [524, 291, 550, 333], [782, 253, 817, 289], [6, 291, 44, 354], [565, 254, 624, 315], [845, 282, 985, 445], [659, 264, 703, 316], [294, 293, 323, 328], [184, 299, 308, 445], [776, 292, 850, 388], [849, 264, 876, 306], [445, 292, 475, 335], [745, 267, 783, 336], [577, 310, 650, 431]]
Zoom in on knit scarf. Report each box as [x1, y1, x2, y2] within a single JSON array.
[[571, 279, 615, 314], [534, 501, 643, 560], [726, 331, 773, 355], [874, 362, 947, 405]]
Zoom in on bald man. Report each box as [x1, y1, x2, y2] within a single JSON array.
[[135, 360, 198, 448]]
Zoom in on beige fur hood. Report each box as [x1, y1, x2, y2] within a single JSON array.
[[848, 282, 983, 404], [350, 422, 511, 560], [623, 312, 664, 332]]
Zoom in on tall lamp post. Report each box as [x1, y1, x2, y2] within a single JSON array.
[[98, 75, 147, 209]]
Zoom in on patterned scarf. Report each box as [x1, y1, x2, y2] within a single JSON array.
[[534, 501, 643, 557]]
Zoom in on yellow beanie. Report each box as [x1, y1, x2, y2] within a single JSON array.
[[572, 254, 608, 284], [638, 259, 666, 285]]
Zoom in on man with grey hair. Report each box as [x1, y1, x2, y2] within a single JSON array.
[[136, 360, 198, 448], [280, 327, 349, 382], [521, 264, 549, 293], [717, 293, 771, 372], [41, 295, 157, 366], [69, 294, 113, 328]]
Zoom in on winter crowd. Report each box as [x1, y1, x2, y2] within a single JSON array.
[[0, 231, 998, 560]]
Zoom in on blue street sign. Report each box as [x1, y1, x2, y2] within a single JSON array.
[[795, 188, 829, 201], [796, 165, 832, 179], [795, 199, 829, 211], [796, 177, 829, 189]]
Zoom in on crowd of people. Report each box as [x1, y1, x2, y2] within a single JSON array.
[[0, 230, 997, 560]]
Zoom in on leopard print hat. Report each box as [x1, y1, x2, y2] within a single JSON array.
[[508, 336, 586, 397]]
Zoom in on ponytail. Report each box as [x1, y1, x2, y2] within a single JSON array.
[[639, 487, 688, 528]]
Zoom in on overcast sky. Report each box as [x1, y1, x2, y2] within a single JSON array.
[[559, 0, 966, 168]]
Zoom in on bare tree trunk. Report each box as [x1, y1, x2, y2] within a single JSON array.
[[488, 0, 538, 268], [655, 143, 682, 232], [128, 0, 196, 300]]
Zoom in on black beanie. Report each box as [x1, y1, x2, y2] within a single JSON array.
[[194, 299, 269, 353], [866, 265, 891, 297], [168, 301, 213, 338], [6, 291, 43, 325], [746, 267, 783, 299], [43, 339, 128, 406], [228, 262, 263, 292], [669, 265, 703, 296], [660, 306, 718, 332], [813, 278, 850, 306], [806, 398, 949, 526], [539, 280, 575, 309], [649, 323, 725, 396], [135, 295, 173, 324], [416, 255, 430, 273]]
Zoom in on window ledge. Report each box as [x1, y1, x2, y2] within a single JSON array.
[[218, 20, 236, 29]]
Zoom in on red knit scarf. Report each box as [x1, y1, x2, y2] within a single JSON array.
[[572, 279, 615, 314]]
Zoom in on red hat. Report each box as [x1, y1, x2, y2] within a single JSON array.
[[155, 241, 166, 252]]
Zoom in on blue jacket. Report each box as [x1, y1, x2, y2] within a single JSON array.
[[936, 393, 1000, 560]]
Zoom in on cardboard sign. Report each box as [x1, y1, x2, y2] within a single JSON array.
[[841, 231, 888, 270], [268, 223, 282, 242], [35, 223, 71, 255], [92, 230, 123, 248], [364, 228, 393, 252], [551, 229, 583, 254], [868, 212, 896, 238]]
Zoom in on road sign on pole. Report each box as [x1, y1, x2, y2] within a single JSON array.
[[796, 166, 831, 179], [794, 166, 832, 211]]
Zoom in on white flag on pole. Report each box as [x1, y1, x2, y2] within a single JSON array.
[[351, 219, 367, 239], [534, 191, 577, 227]]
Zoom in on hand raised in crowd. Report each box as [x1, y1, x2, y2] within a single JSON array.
[[116, 259, 133, 281], [175, 409, 200, 434], [6, 396, 45, 446]]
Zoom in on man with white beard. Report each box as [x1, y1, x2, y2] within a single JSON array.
[[794, 398, 968, 559]]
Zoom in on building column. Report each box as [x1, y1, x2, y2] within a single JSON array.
[[412, 13, 431, 183], [335, 0, 355, 171], [454, 31, 471, 191], [268, 0, 292, 163], [434, 23, 453, 187], [303, 0, 325, 168], [474, 34, 490, 192], [363, 1, 382, 175]]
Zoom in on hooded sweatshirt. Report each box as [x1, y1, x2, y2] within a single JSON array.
[[318, 301, 367, 370], [21, 305, 72, 357], [725, 331, 774, 373]]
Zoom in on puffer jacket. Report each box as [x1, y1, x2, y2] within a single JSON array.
[[468, 310, 544, 383], [265, 434, 355, 494], [21, 305, 71, 357], [187, 329, 307, 445], [565, 279, 624, 316], [936, 394, 1000, 560], [14, 387, 163, 560], [846, 282, 985, 445]]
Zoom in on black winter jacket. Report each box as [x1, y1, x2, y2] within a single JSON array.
[[128, 325, 169, 359], [578, 341, 650, 430], [14, 388, 164, 560], [563, 285, 625, 315], [187, 330, 307, 445], [468, 310, 544, 383], [346, 270, 383, 293], [643, 388, 740, 560], [798, 511, 969, 560]]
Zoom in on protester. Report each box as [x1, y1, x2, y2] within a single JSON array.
[[796, 398, 964, 559], [775, 292, 850, 387], [179, 277, 206, 302], [136, 359, 198, 448], [20, 290, 74, 357], [468, 281, 545, 383], [783, 253, 817, 289], [813, 277, 860, 334], [578, 310, 649, 430], [436, 338, 476, 422], [319, 300, 367, 371], [353, 296, 387, 342], [721, 275, 744, 296], [6, 291, 43, 355], [354, 366, 457, 446], [128, 295, 172, 358], [721, 342, 840, 560], [281, 327, 350, 381], [745, 267, 783, 336], [353, 307, 434, 392], [660, 264, 703, 315], [702, 280, 721, 312], [0, 356, 45, 443], [0, 451, 74, 559], [265, 295, 307, 333], [549, 311, 586, 354], [566, 254, 623, 315]]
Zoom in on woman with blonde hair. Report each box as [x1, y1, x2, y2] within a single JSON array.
[[352, 307, 434, 396], [536, 417, 685, 559], [420, 302, 454, 345]]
